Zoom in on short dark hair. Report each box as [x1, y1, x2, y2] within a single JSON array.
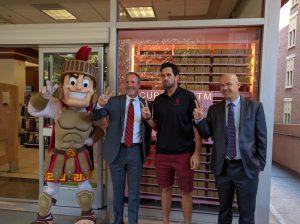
[[126, 72, 140, 82], [160, 62, 180, 76]]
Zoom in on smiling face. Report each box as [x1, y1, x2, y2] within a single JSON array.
[[220, 73, 240, 101], [62, 73, 94, 108], [125, 73, 141, 98]]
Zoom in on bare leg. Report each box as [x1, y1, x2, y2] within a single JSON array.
[[181, 191, 192, 224], [161, 187, 173, 224]]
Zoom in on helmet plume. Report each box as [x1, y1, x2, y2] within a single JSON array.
[[75, 45, 91, 61]]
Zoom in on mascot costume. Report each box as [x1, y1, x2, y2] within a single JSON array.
[[28, 46, 106, 224]]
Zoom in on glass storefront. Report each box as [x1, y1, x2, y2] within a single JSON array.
[[118, 27, 262, 207], [0, 0, 278, 221]]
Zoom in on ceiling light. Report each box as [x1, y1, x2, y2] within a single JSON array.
[[125, 7, 155, 18], [42, 9, 76, 20], [119, 7, 126, 17]]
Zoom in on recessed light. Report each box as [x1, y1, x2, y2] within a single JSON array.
[[42, 9, 76, 20], [125, 7, 155, 18]]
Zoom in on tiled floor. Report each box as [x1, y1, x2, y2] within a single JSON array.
[[0, 146, 39, 200], [0, 146, 299, 223], [0, 146, 39, 179]]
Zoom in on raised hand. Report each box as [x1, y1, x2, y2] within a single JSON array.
[[193, 99, 203, 120], [140, 100, 152, 120], [98, 87, 113, 107], [41, 80, 59, 100]]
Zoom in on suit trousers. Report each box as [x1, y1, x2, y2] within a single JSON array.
[[109, 144, 143, 224], [215, 160, 259, 224]]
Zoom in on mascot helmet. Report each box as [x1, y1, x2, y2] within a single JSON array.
[[61, 45, 97, 87]]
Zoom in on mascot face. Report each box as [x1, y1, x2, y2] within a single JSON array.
[[62, 73, 94, 108]]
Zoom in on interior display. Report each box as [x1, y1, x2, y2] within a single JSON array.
[[118, 28, 261, 206], [134, 44, 254, 98], [134, 44, 255, 205]]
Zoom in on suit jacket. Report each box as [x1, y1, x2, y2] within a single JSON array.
[[102, 95, 151, 164], [195, 96, 267, 179]]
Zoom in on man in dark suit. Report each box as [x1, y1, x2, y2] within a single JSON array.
[[193, 73, 267, 224], [96, 72, 151, 224]]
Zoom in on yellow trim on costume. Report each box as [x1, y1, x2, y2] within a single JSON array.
[[44, 172, 91, 182]]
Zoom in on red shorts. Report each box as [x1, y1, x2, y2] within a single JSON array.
[[155, 152, 194, 193]]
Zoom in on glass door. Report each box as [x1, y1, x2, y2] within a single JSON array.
[[38, 45, 105, 208]]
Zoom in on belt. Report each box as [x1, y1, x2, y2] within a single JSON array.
[[53, 146, 86, 158], [120, 143, 142, 148], [225, 159, 242, 164]]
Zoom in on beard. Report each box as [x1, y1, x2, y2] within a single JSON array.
[[163, 80, 175, 89]]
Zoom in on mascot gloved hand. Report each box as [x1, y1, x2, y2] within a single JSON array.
[[29, 46, 107, 224], [41, 80, 58, 100]]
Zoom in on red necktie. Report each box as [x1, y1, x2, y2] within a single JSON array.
[[124, 99, 134, 147]]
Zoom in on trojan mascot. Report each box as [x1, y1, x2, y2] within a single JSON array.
[[28, 46, 106, 224]]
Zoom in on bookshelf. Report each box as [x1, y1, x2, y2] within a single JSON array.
[[20, 92, 39, 148], [20, 92, 53, 149]]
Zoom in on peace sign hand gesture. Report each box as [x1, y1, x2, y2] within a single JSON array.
[[140, 100, 152, 120], [98, 87, 113, 107], [193, 99, 204, 120], [41, 80, 59, 100]]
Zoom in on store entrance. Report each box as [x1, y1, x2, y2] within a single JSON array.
[[0, 47, 39, 200], [38, 45, 105, 208]]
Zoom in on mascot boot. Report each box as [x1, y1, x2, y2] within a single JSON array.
[[75, 190, 96, 224], [32, 192, 57, 224]]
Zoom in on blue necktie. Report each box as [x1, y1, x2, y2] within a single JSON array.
[[226, 103, 236, 159]]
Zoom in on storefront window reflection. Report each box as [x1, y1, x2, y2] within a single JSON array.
[[118, 28, 262, 101]]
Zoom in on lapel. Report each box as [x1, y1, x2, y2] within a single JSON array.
[[239, 96, 248, 130], [138, 96, 145, 133], [138, 96, 145, 111], [218, 100, 227, 154], [120, 95, 126, 130], [219, 100, 226, 131]]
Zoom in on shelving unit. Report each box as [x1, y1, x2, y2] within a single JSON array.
[[20, 93, 39, 148], [134, 45, 253, 97], [141, 145, 220, 205], [20, 92, 53, 149], [134, 44, 252, 206]]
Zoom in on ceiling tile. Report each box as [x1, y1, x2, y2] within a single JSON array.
[[185, 0, 210, 16]]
